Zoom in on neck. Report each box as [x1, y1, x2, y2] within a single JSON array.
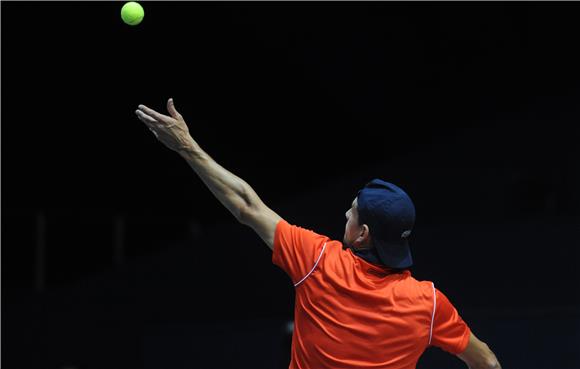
[[352, 245, 373, 252]]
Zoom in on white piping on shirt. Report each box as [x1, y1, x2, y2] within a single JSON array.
[[294, 242, 327, 287], [429, 282, 437, 345]]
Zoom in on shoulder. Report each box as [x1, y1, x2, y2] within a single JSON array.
[[275, 219, 329, 241], [273, 220, 336, 262], [319, 239, 349, 261], [392, 275, 437, 300]]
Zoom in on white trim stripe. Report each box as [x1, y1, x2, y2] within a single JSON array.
[[428, 282, 437, 345], [294, 242, 327, 287]]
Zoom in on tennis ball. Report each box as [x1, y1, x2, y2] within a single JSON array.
[[121, 2, 144, 26]]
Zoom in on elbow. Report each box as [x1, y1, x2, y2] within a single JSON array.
[[235, 184, 258, 224], [226, 187, 257, 224], [237, 190, 262, 225], [237, 204, 256, 226]]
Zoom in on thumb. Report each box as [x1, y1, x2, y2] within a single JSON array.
[[167, 98, 182, 119]]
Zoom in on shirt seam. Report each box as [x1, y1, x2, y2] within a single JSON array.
[[294, 242, 327, 288], [428, 282, 437, 345]]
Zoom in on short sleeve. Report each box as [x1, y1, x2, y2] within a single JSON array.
[[272, 220, 329, 286], [430, 288, 471, 354]]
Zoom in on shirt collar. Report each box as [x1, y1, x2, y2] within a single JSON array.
[[351, 246, 385, 267]]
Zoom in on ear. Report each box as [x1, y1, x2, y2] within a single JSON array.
[[354, 224, 371, 248]]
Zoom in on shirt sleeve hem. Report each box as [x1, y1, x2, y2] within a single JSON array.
[[454, 326, 472, 355], [271, 219, 287, 267]]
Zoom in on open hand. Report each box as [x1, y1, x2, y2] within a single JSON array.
[[136, 98, 195, 153]]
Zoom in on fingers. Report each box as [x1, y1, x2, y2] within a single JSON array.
[[135, 111, 160, 139], [135, 109, 158, 127], [167, 98, 182, 120], [137, 104, 169, 122]]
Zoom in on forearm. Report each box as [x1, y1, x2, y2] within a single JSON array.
[[177, 141, 257, 220]]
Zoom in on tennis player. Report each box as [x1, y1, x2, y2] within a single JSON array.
[[136, 98, 501, 369]]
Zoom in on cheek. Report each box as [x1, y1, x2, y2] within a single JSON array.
[[344, 219, 354, 237]]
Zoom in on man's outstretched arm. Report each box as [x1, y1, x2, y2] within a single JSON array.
[[135, 98, 281, 250]]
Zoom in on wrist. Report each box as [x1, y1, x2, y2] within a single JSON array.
[[176, 136, 197, 153], [177, 143, 204, 161]]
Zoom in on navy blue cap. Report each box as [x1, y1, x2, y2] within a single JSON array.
[[356, 179, 415, 269]]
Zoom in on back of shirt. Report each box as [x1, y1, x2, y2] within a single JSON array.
[[273, 220, 471, 369]]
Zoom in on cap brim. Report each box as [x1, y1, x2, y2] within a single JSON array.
[[375, 239, 413, 269]]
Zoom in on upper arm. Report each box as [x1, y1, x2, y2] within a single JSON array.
[[239, 199, 282, 251], [457, 332, 501, 369], [430, 289, 472, 354]]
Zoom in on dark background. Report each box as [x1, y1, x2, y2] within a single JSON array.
[[2, 2, 579, 369]]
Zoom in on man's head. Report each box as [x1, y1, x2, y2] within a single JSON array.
[[343, 179, 415, 268]]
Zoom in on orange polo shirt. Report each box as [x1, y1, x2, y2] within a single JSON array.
[[272, 220, 471, 369]]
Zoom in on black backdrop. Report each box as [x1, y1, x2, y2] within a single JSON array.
[[2, 2, 579, 369]]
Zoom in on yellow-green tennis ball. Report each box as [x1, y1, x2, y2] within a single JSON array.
[[121, 2, 144, 26]]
